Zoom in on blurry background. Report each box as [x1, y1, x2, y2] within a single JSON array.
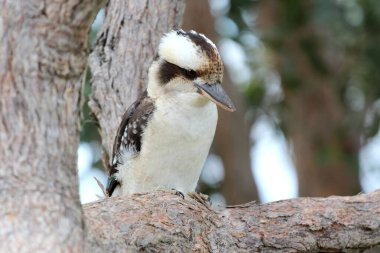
[[79, 0, 380, 206]]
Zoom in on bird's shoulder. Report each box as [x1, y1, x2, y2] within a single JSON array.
[[111, 90, 156, 168], [106, 90, 155, 196]]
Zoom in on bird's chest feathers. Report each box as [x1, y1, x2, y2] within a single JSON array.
[[127, 93, 217, 192], [136, 93, 218, 173], [122, 93, 218, 194], [149, 94, 217, 143]]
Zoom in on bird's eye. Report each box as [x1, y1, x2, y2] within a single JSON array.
[[185, 69, 197, 80]]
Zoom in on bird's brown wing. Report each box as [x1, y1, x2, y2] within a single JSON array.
[[106, 90, 155, 196]]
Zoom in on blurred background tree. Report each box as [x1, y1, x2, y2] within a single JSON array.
[[251, 0, 380, 198], [182, 0, 259, 205], [252, 0, 380, 197], [79, 0, 380, 206]]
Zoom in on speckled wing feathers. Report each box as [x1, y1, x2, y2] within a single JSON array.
[[106, 90, 155, 196]]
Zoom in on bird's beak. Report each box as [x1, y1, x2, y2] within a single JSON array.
[[195, 83, 236, 112]]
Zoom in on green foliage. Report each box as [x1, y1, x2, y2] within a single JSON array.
[[279, 0, 307, 30], [80, 69, 101, 143], [243, 79, 265, 107]]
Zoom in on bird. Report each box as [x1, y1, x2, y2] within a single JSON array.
[[106, 29, 236, 197]]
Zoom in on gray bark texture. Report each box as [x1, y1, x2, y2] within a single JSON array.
[[89, 0, 185, 166], [0, 0, 103, 252], [84, 190, 380, 252]]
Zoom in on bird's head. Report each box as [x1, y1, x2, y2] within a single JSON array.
[[148, 30, 236, 112]]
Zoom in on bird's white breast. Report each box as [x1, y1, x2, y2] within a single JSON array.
[[120, 92, 218, 195]]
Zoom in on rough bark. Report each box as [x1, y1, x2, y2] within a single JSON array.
[[0, 0, 103, 252], [84, 190, 380, 252], [88, 0, 185, 167], [256, 0, 361, 197], [182, 0, 259, 204]]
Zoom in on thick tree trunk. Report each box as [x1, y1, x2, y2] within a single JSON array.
[[182, 0, 259, 204], [84, 190, 380, 252], [0, 0, 102, 251], [256, 0, 361, 197], [89, 0, 185, 164]]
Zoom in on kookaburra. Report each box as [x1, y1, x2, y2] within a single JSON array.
[[106, 29, 235, 197]]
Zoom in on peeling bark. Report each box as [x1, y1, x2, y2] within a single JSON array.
[[88, 0, 185, 167], [84, 190, 380, 252], [0, 0, 103, 251]]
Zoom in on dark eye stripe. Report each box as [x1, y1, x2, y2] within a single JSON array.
[[158, 60, 197, 85], [183, 69, 197, 80]]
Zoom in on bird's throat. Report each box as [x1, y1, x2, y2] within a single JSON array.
[[190, 94, 211, 108]]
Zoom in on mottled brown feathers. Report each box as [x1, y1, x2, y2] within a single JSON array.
[[111, 91, 155, 164], [174, 30, 223, 84], [107, 90, 155, 196], [176, 30, 217, 60]]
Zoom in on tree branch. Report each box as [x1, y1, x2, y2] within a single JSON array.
[[84, 190, 380, 252]]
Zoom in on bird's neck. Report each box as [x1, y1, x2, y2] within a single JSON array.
[[146, 61, 163, 98]]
